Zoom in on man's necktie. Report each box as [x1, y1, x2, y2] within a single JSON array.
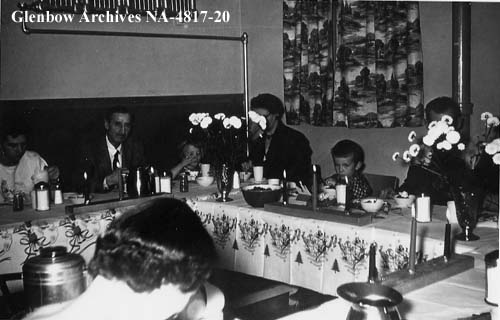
[[112, 151, 120, 170]]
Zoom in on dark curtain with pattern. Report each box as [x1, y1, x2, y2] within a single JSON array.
[[283, 0, 424, 128]]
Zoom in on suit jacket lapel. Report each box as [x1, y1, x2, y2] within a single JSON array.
[[99, 137, 112, 174]]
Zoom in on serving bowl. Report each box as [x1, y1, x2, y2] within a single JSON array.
[[394, 195, 416, 208], [196, 176, 214, 187], [360, 198, 384, 213], [241, 184, 282, 207], [63, 193, 85, 205]]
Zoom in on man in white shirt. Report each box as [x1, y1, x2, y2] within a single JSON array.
[[0, 124, 59, 202], [78, 106, 146, 192]]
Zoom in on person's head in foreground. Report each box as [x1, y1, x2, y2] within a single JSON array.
[[330, 139, 365, 179], [425, 96, 462, 128], [22, 198, 217, 320], [87, 198, 216, 320]]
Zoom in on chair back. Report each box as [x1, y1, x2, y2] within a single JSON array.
[[364, 173, 399, 198]]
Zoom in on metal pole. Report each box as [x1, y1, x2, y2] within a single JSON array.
[[241, 32, 249, 158], [22, 19, 242, 41], [452, 2, 472, 140]]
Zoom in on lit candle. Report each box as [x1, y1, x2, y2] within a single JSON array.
[[83, 171, 90, 205], [282, 169, 288, 206], [312, 165, 317, 211], [409, 217, 417, 274]]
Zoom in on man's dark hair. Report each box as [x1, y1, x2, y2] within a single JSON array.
[[250, 93, 285, 117], [425, 97, 461, 123], [104, 106, 134, 123], [0, 120, 31, 143], [330, 139, 365, 165], [88, 198, 216, 293]]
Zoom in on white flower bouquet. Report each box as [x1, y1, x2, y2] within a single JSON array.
[[188, 112, 266, 169]]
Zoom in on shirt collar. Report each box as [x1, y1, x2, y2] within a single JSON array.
[[106, 136, 122, 154]]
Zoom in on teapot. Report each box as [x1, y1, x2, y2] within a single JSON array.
[[337, 282, 402, 320]]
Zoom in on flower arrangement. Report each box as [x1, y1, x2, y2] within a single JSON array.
[[188, 112, 266, 169], [477, 112, 500, 165], [392, 115, 464, 178]]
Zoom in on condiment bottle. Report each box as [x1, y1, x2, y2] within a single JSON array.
[[34, 182, 50, 211], [160, 171, 172, 194], [13, 192, 24, 211], [179, 172, 189, 193], [53, 179, 63, 205]]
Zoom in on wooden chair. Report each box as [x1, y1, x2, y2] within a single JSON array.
[[364, 173, 399, 198]]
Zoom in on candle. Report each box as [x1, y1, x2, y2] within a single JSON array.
[[416, 193, 431, 222], [368, 243, 378, 283], [409, 217, 417, 274], [444, 223, 451, 260], [83, 171, 90, 205], [282, 169, 288, 206], [117, 168, 124, 200], [335, 182, 346, 206], [312, 165, 317, 211]]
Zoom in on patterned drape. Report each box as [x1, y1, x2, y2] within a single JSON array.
[[283, 1, 424, 128]]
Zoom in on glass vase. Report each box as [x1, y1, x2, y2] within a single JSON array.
[[216, 163, 234, 202], [451, 185, 483, 241]]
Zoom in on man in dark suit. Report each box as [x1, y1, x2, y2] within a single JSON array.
[[246, 93, 313, 187], [78, 106, 146, 193]]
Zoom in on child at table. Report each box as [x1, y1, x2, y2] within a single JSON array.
[[170, 140, 202, 179], [324, 139, 372, 200]]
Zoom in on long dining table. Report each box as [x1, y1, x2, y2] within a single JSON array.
[[0, 182, 498, 319]]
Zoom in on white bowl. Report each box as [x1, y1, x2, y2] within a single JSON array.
[[360, 198, 384, 213], [196, 176, 214, 187], [394, 195, 416, 208], [65, 193, 85, 204]]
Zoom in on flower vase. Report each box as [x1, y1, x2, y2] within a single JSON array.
[[451, 185, 483, 241], [216, 163, 234, 202]]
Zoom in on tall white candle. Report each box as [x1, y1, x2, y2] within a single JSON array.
[[312, 165, 317, 211], [416, 193, 431, 223], [409, 217, 417, 274], [336, 184, 346, 205]]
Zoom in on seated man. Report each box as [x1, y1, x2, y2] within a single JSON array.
[[77, 106, 146, 193], [398, 97, 481, 206], [324, 139, 372, 201], [0, 122, 59, 202], [23, 198, 224, 320], [245, 93, 313, 187]]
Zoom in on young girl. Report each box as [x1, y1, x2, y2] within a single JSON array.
[[170, 140, 202, 179]]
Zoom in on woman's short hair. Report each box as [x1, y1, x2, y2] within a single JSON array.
[[250, 93, 285, 117], [88, 198, 216, 293]]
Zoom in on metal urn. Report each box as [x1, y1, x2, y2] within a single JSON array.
[[23, 246, 86, 309]]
